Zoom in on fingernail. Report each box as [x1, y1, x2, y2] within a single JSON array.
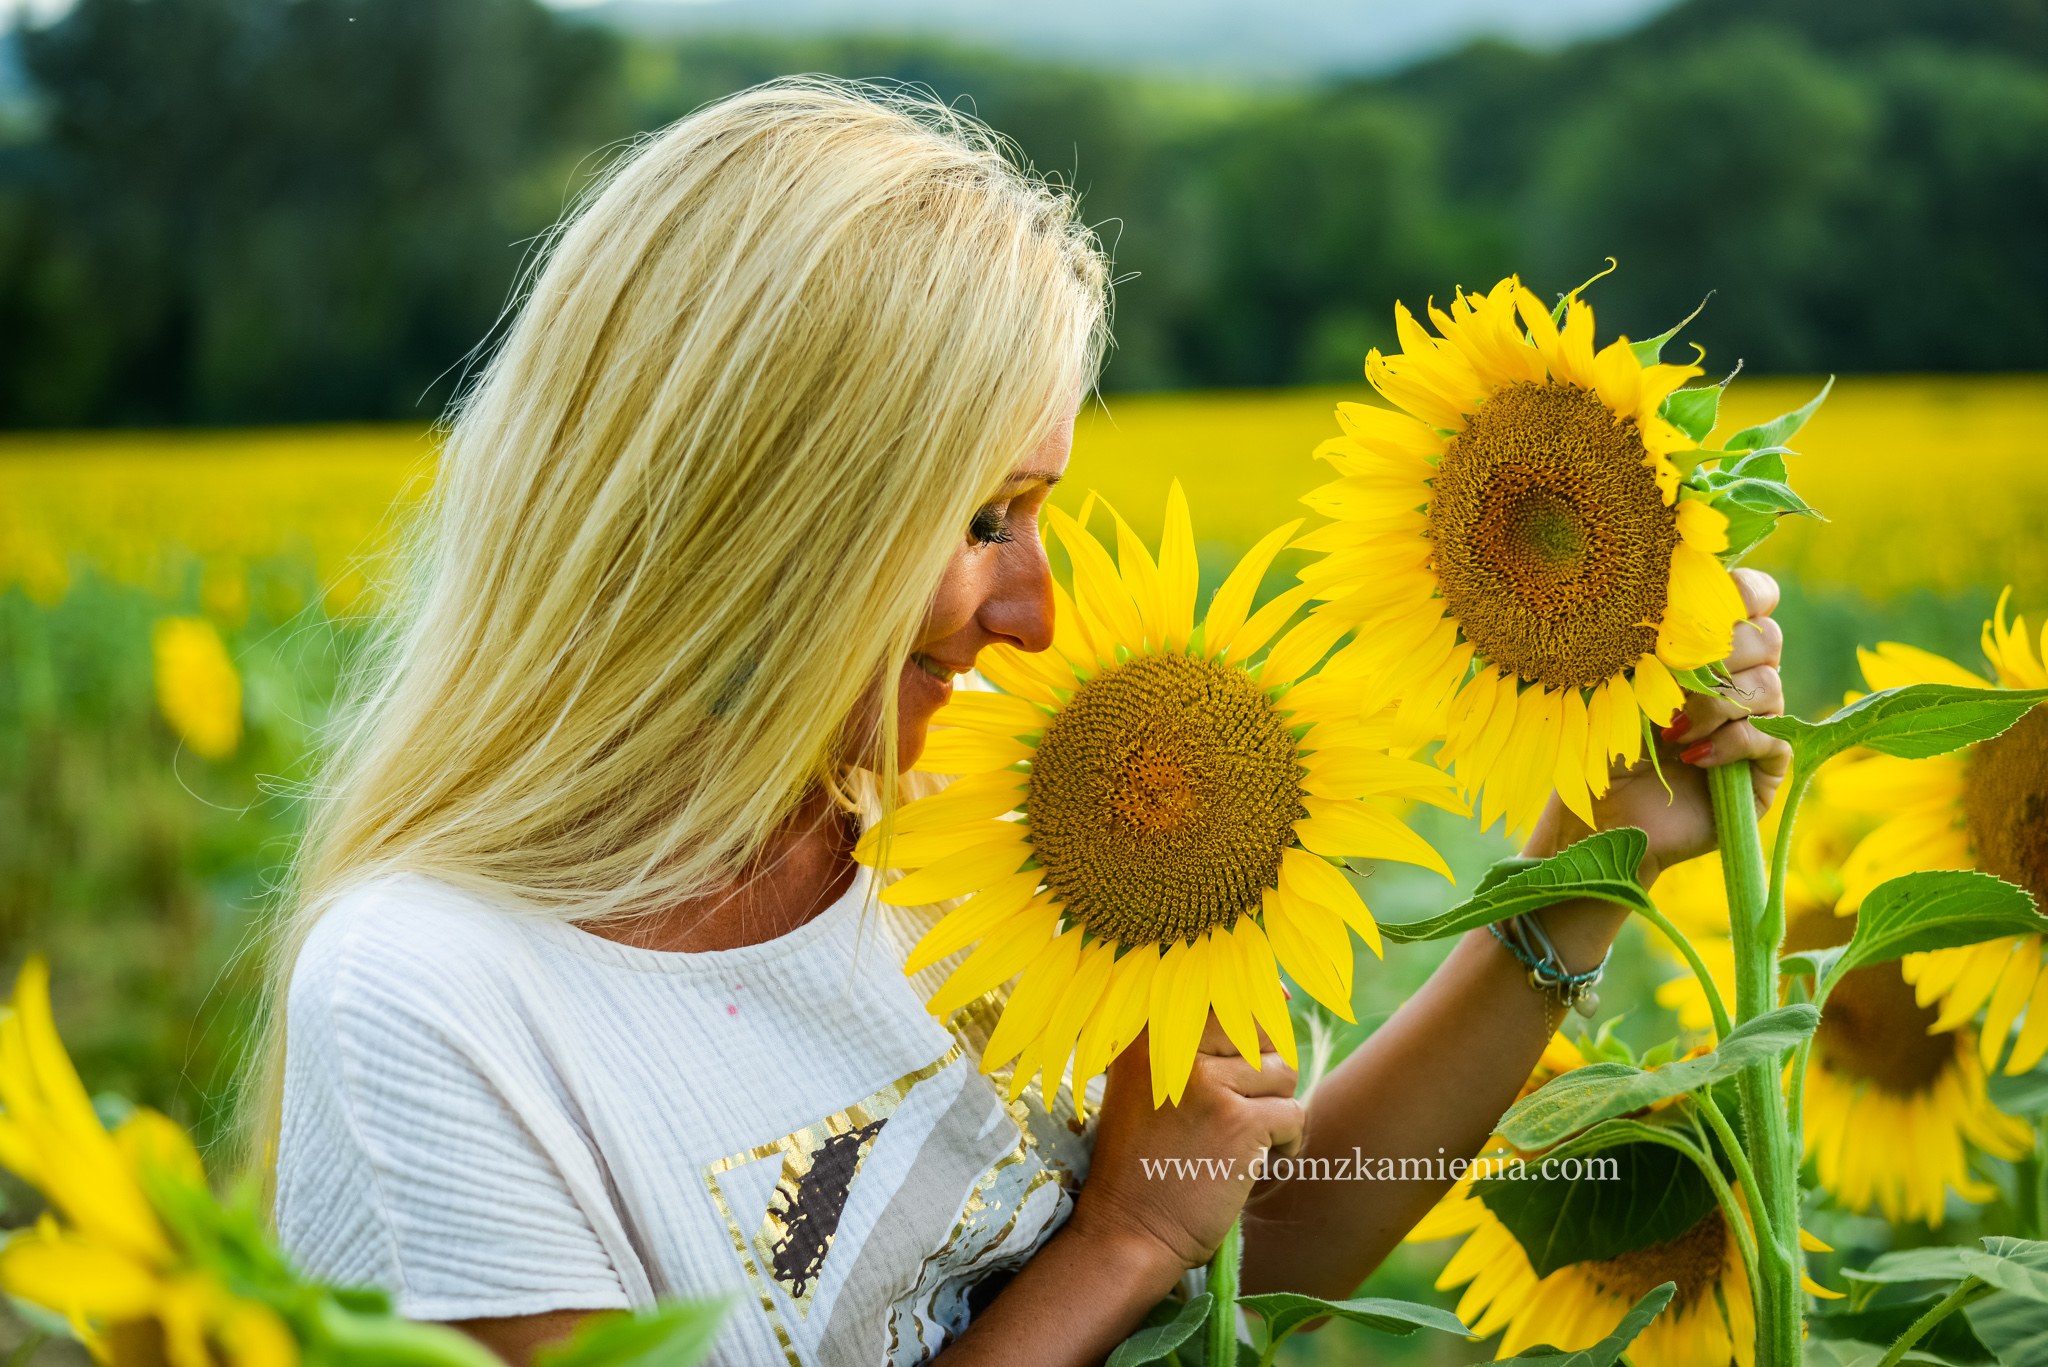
[[1279, 983, 1292, 1002], [1680, 741, 1713, 764], [1661, 722, 1688, 742]]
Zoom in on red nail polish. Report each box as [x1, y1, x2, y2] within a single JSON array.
[[1661, 722, 1688, 742], [1668, 709, 1686, 727], [1680, 740, 1713, 764]]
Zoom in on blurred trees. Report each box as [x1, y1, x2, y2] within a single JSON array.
[[1, 0, 2046, 426]]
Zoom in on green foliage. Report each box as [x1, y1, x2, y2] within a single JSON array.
[[1236, 1293, 1471, 1365], [1496, 1006, 1818, 1150], [1785, 871, 2047, 999], [1754, 684, 2048, 773], [1378, 829, 1651, 943], [1491, 1283, 1676, 1365], [533, 1300, 731, 1367], [1475, 1127, 1721, 1277], [1106, 1293, 1211, 1367], [1726, 379, 1836, 453]]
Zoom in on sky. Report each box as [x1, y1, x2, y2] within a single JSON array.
[[556, 0, 1682, 77]]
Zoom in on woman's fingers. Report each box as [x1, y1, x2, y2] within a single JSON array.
[[1666, 664, 1783, 744], [1726, 614, 1783, 673], [1677, 717, 1792, 779], [1732, 567, 1780, 620]]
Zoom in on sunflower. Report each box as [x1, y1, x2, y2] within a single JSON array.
[[1650, 804, 2033, 1227], [856, 485, 1460, 1109], [0, 958, 296, 1367], [1407, 1034, 1772, 1366], [1825, 589, 2048, 1075], [1300, 276, 1751, 835]]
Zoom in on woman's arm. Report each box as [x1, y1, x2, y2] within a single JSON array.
[[1241, 569, 1790, 1299]]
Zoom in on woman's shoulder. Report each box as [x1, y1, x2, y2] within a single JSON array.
[[287, 871, 550, 1053]]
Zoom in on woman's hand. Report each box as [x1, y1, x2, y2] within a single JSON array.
[[1526, 568, 1791, 888], [1067, 1018, 1304, 1280]]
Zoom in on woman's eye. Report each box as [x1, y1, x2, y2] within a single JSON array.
[[968, 504, 1014, 546]]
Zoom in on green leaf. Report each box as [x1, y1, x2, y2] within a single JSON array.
[[1496, 1006, 1818, 1150], [1803, 1342, 1964, 1367], [1627, 296, 1708, 366], [1378, 829, 1651, 943], [1236, 1293, 1471, 1349], [1662, 386, 1721, 444], [1107, 1293, 1212, 1367], [1811, 1296, 1997, 1364], [1475, 1127, 1720, 1277], [1814, 871, 2046, 997], [312, 1301, 510, 1367], [1492, 1284, 1677, 1364], [1847, 1247, 1981, 1296], [1753, 683, 2048, 773], [1969, 1237, 2048, 1303], [1987, 1060, 2048, 1115], [1717, 499, 1782, 564], [1725, 376, 1834, 451], [1967, 1289, 2048, 1366], [532, 1301, 730, 1367]]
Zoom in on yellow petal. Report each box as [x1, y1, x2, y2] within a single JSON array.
[[1676, 497, 1730, 555], [0, 1230, 161, 1318], [926, 896, 1061, 1017], [1293, 798, 1449, 886], [1859, 641, 1988, 692], [1262, 608, 1351, 687], [985, 928, 1085, 1073], [912, 728, 1031, 775], [1149, 939, 1210, 1107], [904, 870, 1042, 974], [1233, 919, 1298, 1069], [1203, 520, 1305, 653], [1108, 502, 1169, 649], [1075, 946, 1159, 1085], [879, 828, 1029, 904], [871, 770, 1027, 840], [931, 690, 1047, 740], [1222, 583, 1316, 666], [1046, 504, 1145, 652], [1263, 888, 1355, 1021], [1280, 844, 1386, 956], [1552, 688, 1597, 829], [1632, 655, 1685, 726], [1158, 482, 1199, 649]]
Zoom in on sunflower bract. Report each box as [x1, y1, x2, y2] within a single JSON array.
[[857, 484, 1460, 1110]]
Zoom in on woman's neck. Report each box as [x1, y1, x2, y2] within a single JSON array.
[[582, 787, 859, 953]]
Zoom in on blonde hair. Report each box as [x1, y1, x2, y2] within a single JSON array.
[[240, 78, 1107, 1178]]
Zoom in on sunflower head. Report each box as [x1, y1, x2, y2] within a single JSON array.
[[858, 485, 1460, 1108], [1302, 273, 1821, 835]]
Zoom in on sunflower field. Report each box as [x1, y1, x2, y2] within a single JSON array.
[[3, 336, 2048, 1366]]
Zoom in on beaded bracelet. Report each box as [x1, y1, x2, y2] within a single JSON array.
[[1487, 912, 1609, 1033]]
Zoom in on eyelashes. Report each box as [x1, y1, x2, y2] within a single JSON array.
[[968, 503, 1015, 546]]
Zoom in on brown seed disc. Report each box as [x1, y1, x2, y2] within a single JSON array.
[[1784, 904, 1956, 1095], [1580, 1206, 1728, 1310], [1428, 381, 1679, 690], [1026, 652, 1304, 946], [1964, 705, 2048, 913]]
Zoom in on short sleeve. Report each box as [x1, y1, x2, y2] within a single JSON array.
[[275, 893, 633, 1321]]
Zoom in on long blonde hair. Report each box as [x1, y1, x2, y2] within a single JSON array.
[[241, 78, 1108, 1177]]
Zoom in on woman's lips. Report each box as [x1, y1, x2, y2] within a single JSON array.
[[907, 652, 960, 706]]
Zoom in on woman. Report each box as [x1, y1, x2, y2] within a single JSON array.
[[260, 80, 1791, 1366]]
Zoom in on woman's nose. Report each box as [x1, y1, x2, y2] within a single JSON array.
[[980, 546, 1057, 655]]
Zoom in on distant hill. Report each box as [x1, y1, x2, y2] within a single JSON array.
[[569, 0, 1683, 80]]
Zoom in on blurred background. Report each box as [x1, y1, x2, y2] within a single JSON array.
[[2, 0, 2046, 1360]]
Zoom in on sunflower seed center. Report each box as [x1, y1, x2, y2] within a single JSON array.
[[1027, 652, 1303, 945], [1428, 381, 1678, 690], [1963, 705, 2048, 911], [1785, 904, 1955, 1095], [1581, 1206, 1727, 1309]]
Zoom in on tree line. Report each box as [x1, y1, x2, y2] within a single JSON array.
[[1, 0, 2043, 427]]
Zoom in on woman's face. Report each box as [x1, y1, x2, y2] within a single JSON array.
[[851, 411, 1074, 773]]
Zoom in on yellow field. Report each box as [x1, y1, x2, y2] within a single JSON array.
[[3, 375, 2043, 612]]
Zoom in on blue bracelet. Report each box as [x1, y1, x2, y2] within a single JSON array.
[[1488, 913, 1608, 1020]]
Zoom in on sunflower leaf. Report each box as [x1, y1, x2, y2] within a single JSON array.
[[1475, 1128, 1720, 1277], [1724, 376, 1834, 452], [1491, 1283, 1677, 1365], [1106, 1293, 1212, 1367], [1628, 296, 1710, 366], [1236, 1293, 1472, 1350], [532, 1299, 731, 1367], [1377, 829, 1651, 943], [1752, 683, 2048, 772], [1662, 386, 1722, 444], [1968, 1237, 2048, 1304], [1967, 1287, 2048, 1366], [1815, 871, 2046, 998], [1495, 1006, 1817, 1150], [1811, 1293, 1999, 1364]]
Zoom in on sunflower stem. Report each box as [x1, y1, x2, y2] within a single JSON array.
[[1637, 898, 1734, 1040], [1875, 1276, 1987, 1367], [1679, 1115, 1762, 1308], [1206, 1216, 1242, 1367], [1710, 759, 1804, 1366]]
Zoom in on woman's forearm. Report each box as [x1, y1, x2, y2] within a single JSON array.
[[1239, 892, 1628, 1299], [933, 1214, 1188, 1365]]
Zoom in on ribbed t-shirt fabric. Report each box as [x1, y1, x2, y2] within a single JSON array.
[[275, 865, 1102, 1366]]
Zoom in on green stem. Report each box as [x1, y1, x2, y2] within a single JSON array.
[[1875, 1277, 1986, 1367], [1638, 898, 1735, 1039], [1675, 1119, 1763, 1302], [1711, 760, 1803, 1367], [1207, 1217, 1242, 1367]]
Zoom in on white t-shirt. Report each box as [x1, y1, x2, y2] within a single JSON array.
[[275, 866, 1100, 1366]]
